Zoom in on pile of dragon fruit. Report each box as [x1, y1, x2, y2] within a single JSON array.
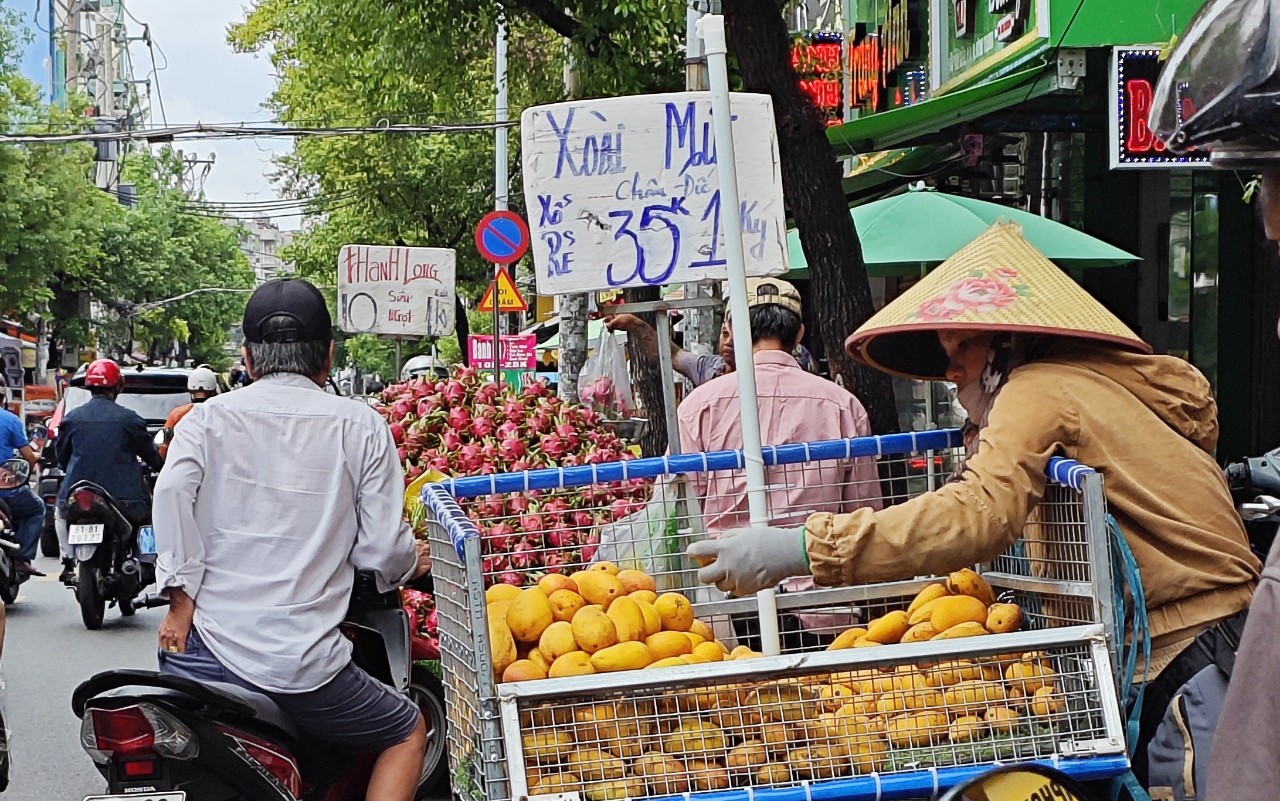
[[374, 366, 652, 599]]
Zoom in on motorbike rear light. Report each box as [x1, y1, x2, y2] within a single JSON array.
[[80, 703, 199, 765], [217, 725, 302, 800], [122, 758, 159, 777], [907, 456, 946, 471], [72, 488, 99, 513]]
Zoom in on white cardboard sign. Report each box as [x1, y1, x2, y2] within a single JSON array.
[[521, 92, 789, 295], [337, 245, 457, 338]]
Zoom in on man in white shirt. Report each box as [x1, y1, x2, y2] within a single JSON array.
[[153, 278, 429, 801]]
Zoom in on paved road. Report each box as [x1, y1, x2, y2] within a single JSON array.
[[4, 554, 158, 801]]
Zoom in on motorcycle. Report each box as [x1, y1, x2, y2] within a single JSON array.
[[1225, 445, 1280, 561], [940, 763, 1093, 800], [0, 458, 35, 605], [63, 480, 167, 630], [73, 570, 449, 801]]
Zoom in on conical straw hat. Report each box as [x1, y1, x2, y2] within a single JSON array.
[[845, 221, 1150, 380]]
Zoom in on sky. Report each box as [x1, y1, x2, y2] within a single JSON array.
[[126, 0, 294, 226]]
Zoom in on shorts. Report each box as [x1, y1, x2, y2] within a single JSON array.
[[159, 627, 421, 751]]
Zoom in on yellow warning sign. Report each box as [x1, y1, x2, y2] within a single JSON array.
[[478, 267, 528, 312]]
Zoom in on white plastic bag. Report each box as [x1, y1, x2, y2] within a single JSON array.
[[595, 476, 690, 586], [578, 331, 634, 417]]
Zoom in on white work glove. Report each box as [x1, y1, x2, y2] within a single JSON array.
[[686, 526, 811, 597]]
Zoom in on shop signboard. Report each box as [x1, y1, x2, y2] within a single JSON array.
[[929, 0, 1049, 93], [520, 92, 789, 296], [792, 32, 845, 125], [337, 245, 458, 338], [1108, 47, 1211, 170], [846, 0, 927, 113]]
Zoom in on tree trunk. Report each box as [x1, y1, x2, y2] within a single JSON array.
[[454, 295, 471, 366], [621, 286, 668, 456], [723, 0, 899, 436], [558, 293, 590, 402]]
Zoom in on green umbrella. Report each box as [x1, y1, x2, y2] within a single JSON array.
[[785, 184, 1138, 279]]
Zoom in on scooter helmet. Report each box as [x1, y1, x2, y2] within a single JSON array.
[[84, 359, 124, 391], [187, 367, 218, 394], [1151, 0, 1280, 169]]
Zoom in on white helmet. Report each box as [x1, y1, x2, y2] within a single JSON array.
[[401, 355, 449, 381], [187, 367, 219, 393]]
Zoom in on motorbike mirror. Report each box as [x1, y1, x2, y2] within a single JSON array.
[[154, 429, 166, 447], [26, 423, 48, 443], [939, 764, 1093, 801], [0, 458, 31, 490]]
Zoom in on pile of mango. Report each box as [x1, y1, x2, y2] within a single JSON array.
[[518, 646, 1065, 800], [826, 569, 1025, 650], [487, 563, 759, 682]]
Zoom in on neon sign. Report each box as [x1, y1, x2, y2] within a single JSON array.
[[791, 35, 844, 126], [848, 0, 921, 112], [1111, 48, 1209, 169]]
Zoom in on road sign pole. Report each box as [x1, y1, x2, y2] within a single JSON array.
[[493, 265, 502, 391]]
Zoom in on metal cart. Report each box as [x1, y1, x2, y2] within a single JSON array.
[[424, 429, 1129, 801]]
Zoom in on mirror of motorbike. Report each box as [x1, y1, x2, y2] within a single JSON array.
[[26, 423, 48, 444], [939, 764, 1093, 801], [153, 429, 166, 447], [0, 458, 31, 490]]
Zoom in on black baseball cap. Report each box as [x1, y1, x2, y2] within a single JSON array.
[[242, 279, 333, 344]]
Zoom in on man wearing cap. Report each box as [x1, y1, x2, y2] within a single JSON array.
[[677, 277, 882, 649], [152, 279, 431, 801], [688, 223, 1259, 782]]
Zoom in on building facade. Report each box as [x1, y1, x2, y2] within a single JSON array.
[[235, 218, 296, 285]]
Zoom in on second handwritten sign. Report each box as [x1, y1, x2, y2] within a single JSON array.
[[521, 92, 789, 295]]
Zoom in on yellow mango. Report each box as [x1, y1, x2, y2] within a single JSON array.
[[928, 595, 990, 632], [506, 588, 554, 643], [655, 593, 695, 631], [757, 763, 793, 784], [523, 730, 574, 763], [539, 620, 580, 663], [548, 650, 595, 678], [922, 659, 983, 687], [865, 610, 911, 644], [900, 621, 937, 643], [886, 712, 950, 748], [501, 659, 547, 683], [526, 648, 551, 674], [1030, 686, 1066, 717], [931, 621, 990, 640], [571, 606, 619, 654], [943, 680, 1008, 710], [575, 571, 626, 608], [633, 753, 690, 795], [645, 630, 694, 660], [986, 603, 1025, 634], [647, 656, 690, 669], [529, 773, 581, 794], [548, 589, 587, 623], [907, 596, 947, 626], [589, 641, 653, 672], [583, 778, 647, 801], [486, 583, 524, 605], [907, 582, 949, 616], [606, 596, 647, 643], [726, 741, 769, 778], [949, 715, 987, 744], [985, 706, 1022, 734], [828, 627, 869, 650], [630, 589, 659, 605], [567, 749, 627, 782], [663, 719, 727, 756], [692, 642, 724, 662], [633, 598, 663, 637], [947, 568, 997, 606], [488, 614, 518, 677], [689, 618, 715, 642]]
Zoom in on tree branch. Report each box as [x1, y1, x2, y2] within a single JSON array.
[[499, 0, 618, 58]]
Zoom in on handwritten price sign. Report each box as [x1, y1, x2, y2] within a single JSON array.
[[520, 92, 789, 295], [337, 245, 458, 338]]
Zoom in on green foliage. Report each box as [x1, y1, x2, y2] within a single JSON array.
[[0, 10, 253, 365], [229, 0, 684, 373]]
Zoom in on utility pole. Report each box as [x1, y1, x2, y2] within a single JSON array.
[[557, 30, 590, 404], [681, 0, 720, 361], [65, 1, 81, 91], [494, 15, 509, 362]]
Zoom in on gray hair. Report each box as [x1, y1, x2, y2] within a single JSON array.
[[244, 315, 330, 379]]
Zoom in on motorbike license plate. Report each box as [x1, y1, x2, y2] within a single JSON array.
[[84, 794, 185, 801], [68, 523, 105, 545], [137, 525, 157, 555]]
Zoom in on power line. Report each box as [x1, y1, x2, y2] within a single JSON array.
[[0, 120, 515, 144]]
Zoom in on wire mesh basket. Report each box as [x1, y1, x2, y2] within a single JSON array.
[[424, 430, 1125, 801]]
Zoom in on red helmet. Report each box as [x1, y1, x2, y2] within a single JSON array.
[[84, 359, 124, 390]]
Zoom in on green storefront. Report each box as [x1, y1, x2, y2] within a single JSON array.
[[798, 0, 1276, 462]]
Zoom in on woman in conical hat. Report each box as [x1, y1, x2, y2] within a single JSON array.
[[688, 222, 1259, 778]]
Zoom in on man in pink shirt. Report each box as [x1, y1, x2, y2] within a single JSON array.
[[677, 277, 882, 650]]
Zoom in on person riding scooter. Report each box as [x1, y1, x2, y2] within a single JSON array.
[[158, 367, 218, 459], [55, 359, 165, 585], [0, 402, 44, 577]]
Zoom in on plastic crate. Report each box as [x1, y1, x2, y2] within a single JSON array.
[[424, 430, 1126, 801]]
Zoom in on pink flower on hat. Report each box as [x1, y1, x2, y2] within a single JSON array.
[[993, 267, 1019, 279], [946, 276, 1019, 314], [916, 295, 964, 321]]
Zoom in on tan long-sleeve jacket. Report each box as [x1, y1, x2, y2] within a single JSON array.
[[805, 342, 1259, 667]]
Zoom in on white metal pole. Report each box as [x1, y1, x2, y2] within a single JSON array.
[[699, 14, 781, 657], [494, 16, 509, 387]]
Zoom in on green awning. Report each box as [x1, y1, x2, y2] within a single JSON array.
[[537, 318, 606, 351], [827, 66, 1057, 155]]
